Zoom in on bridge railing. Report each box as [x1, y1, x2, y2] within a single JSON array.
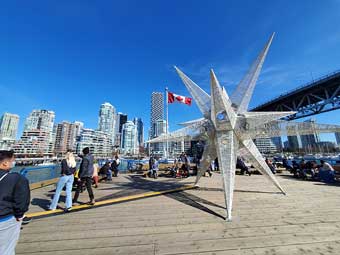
[[254, 69, 340, 109]]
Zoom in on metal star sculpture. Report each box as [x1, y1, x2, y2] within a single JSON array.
[[148, 33, 340, 221]]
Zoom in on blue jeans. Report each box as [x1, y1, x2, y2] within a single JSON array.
[[50, 175, 74, 210], [107, 170, 113, 180], [0, 216, 22, 255]]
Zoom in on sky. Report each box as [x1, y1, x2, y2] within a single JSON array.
[[0, 0, 340, 142]]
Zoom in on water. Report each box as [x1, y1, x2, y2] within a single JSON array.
[[11, 158, 139, 184], [11, 165, 61, 184]]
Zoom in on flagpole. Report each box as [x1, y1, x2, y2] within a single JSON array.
[[165, 87, 169, 159]]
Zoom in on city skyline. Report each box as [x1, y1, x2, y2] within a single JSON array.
[[1, 1, 340, 143]]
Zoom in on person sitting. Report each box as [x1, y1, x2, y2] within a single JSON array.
[[282, 157, 292, 171], [291, 160, 300, 177], [302, 160, 316, 180], [318, 160, 335, 183], [265, 158, 276, 174], [180, 152, 190, 177], [99, 162, 110, 182], [236, 157, 251, 176]]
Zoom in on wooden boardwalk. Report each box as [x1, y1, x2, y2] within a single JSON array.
[[17, 172, 340, 255]]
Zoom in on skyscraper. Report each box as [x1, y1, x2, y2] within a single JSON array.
[[150, 92, 164, 138], [121, 121, 138, 155], [0, 113, 20, 150], [116, 112, 128, 133], [98, 102, 116, 144], [114, 112, 128, 147], [133, 117, 144, 146]]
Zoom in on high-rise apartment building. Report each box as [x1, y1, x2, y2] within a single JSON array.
[[121, 121, 138, 155], [133, 117, 144, 146], [54, 121, 80, 154], [76, 128, 112, 157], [114, 112, 128, 134], [287, 135, 300, 151], [0, 113, 19, 150], [74, 121, 84, 137], [98, 102, 116, 144], [254, 137, 277, 154], [300, 119, 320, 150], [114, 112, 128, 147], [13, 130, 51, 156], [16, 109, 55, 155], [24, 110, 55, 133]]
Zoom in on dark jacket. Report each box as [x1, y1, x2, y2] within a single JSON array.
[[99, 164, 110, 175], [111, 159, 120, 171], [61, 159, 76, 176], [0, 170, 30, 219], [79, 154, 94, 178]]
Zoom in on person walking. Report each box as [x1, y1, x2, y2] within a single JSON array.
[[73, 147, 95, 205], [48, 151, 76, 212], [0, 150, 30, 255]]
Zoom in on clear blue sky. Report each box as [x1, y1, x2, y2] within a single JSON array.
[[1, 0, 340, 142]]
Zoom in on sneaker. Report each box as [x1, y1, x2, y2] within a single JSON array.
[[22, 216, 32, 225], [88, 199, 96, 205], [64, 208, 72, 213]]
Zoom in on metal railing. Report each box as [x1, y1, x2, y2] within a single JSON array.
[[19, 165, 61, 184]]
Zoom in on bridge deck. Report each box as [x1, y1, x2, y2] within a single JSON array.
[[18, 173, 340, 255]]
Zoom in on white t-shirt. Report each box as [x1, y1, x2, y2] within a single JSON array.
[[322, 162, 334, 171]]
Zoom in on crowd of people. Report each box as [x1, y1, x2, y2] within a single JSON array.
[[0, 147, 122, 254], [283, 158, 337, 183], [2, 146, 338, 254], [148, 152, 191, 179]]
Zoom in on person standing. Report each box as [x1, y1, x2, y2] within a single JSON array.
[[111, 155, 120, 177], [0, 150, 30, 255], [92, 160, 99, 188], [73, 147, 95, 205], [151, 157, 159, 179], [48, 151, 76, 211]]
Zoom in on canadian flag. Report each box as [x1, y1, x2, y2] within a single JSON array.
[[168, 91, 192, 106]]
